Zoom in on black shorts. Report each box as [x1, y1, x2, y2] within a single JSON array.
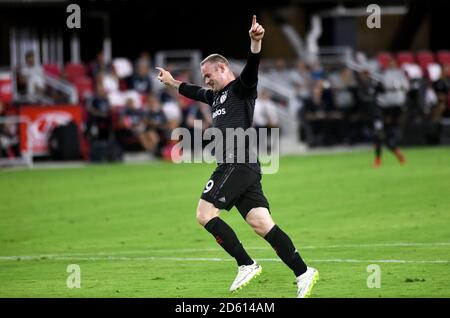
[[200, 163, 270, 219]]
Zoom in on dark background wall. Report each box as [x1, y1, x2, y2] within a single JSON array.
[[0, 0, 449, 65]]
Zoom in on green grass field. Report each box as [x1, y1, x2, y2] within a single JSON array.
[[1, 147, 449, 298]]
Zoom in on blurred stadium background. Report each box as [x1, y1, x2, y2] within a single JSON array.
[[0, 0, 450, 165], [0, 0, 449, 298]]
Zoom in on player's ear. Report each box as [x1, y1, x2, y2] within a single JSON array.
[[217, 63, 226, 73]]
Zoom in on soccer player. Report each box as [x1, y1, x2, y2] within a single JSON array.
[[356, 69, 406, 167], [156, 15, 319, 298]]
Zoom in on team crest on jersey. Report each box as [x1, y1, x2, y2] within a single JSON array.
[[220, 91, 228, 104]]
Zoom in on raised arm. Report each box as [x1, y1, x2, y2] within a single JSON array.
[[156, 67, 214, 105], [240, 15, 265, 88]]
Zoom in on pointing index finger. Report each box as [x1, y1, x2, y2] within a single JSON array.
[[252, 15, 256, 26]]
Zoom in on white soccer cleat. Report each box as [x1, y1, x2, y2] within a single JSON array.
[[229, 261, 262, 292], [296, 267, 319, 298]]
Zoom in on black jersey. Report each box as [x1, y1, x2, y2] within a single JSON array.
[[179, 52, 261, 173], [355, 76, 383, 122]]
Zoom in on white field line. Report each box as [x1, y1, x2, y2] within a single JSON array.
[[0, 242, 449, 263], [0, 255, 448, 264], [2, 241, 448, 259]]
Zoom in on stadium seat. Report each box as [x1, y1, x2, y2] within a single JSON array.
[[43, 63, 62, 78], [377, 52, 393, 70], [0, 72, 13, 105], [416, 51, 435, 72], [437, 50, 450, 65], [65, 63, 87, 82], [396, 52, 415, 67]]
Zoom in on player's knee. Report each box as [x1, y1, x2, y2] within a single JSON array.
[[196, 209, 209, 226], [196, 204, 218, 226], [248, 218, 273, 237], [246, 208, 274, 236]]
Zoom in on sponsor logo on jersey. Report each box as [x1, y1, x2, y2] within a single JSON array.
[[213, 90, 228, 107], [220, 91, 228, 104], [212, 108, 226, 119]]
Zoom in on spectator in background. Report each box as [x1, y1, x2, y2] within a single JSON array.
[[290, 60, 313, 102], [119, 98, 143, 129], [274, 58, 288, 73], [330, 67, 358, 144], [310, 61, 325, 81], [254, 90, 279, 149], [184, 102, 213, 157], [299, 80, 337, 146], [137, 51, 163, 95], [128, 58, 153, 95], [136, 51, 152, 73], [115, 97, 144, 150], [432, 64, 450, 120], [85, 83, 113, 141], [330, 67, 356, 110], [268, 58, 291, 87], [95, 70, 119, 95], [91, 50, 113, 79], [17, 51, 45, 103], [423, 82, 438, 118], [0, 100, 20, 158], [377, 58, 410, 110], [86, 82, 123, 162], [161, 97, 182, 131], [140, 93, 168, 156]]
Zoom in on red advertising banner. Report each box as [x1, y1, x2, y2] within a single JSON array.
[[0, 72, 12, 104], [19, 105, 83, 156]]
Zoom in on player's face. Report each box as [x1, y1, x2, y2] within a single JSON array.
[[201, 62, 225, 92]]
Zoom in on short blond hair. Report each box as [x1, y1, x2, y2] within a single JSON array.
[[200, 54, 230, 67]]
